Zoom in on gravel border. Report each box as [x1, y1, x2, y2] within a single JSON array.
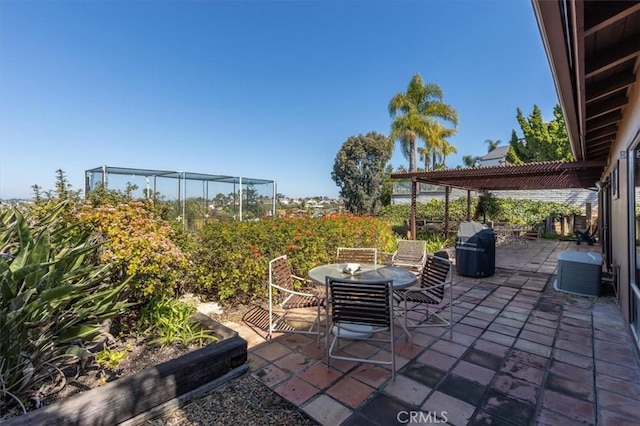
[[144, 373, 318, 425]]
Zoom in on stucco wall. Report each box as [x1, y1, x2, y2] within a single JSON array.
[[606, 70, 640, 323]]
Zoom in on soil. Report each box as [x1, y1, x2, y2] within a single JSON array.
[[52, 300, 252, 403], [2, 301, 306, 425]]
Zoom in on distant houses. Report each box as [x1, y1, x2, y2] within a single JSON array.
[[477, 146, 510, 167]]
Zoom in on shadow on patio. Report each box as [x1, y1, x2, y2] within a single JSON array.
[[225, 240, 640, 425]]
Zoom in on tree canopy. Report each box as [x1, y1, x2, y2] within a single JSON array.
[[418, 122, 457, 170], [506, 104, 573, 164], [462, 155, 479, 167], [331, 132, 393, 215], [388, 73, 458, 171], [485, 139, 502, 152]]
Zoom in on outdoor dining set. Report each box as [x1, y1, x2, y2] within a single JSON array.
[[243, 240, 456, 381]]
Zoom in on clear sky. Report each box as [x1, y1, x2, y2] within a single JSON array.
[[0, 0, 560, 200]]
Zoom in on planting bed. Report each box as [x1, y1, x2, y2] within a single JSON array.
[[2, 315, 247, 426]]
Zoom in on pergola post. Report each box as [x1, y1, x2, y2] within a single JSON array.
[[444, 186, 450, 239], [467, 190, 471, 221], [410, 178, 417, 240]]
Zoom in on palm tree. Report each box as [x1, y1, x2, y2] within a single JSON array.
[[462, 155, 479, 167], [435, 141, 457, 169], [389, 73, 459, 171], [428, 123, 457, 169], [419, 123, 456, 170], [418, 146, 433, 170], [485, 139, 502, 153]]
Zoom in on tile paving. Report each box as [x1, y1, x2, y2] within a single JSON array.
[[226, 240, 640, 425]]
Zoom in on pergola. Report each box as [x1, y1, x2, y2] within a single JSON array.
[[390, 159, 606, 238]]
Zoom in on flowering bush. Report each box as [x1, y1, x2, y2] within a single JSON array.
[[77, 201, 188, 300], [190, 214, 396, 302]]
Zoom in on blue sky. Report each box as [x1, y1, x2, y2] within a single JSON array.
[[0, 0, 559, 200]]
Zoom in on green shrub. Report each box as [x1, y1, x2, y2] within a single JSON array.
[[139, 297, 217, 347], [378, 198, 473, 225], [0, 203, 130, 411], [190, 214, 396, 302], [95, 347, 130, 370], [379, 197, 581, 228], [77, 201, 189, 301]]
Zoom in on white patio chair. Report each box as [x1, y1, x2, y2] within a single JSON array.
[[391, 239, 427, 273]]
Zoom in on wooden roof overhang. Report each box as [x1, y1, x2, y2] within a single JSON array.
[[391, 160, 605, 239], [532, 0, 640, 163], [390, 160, 607, 192]]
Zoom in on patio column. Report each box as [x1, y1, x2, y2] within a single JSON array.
[[411, 178, 417, 240], [444, 186, 450, 239], [467, 190, 471, 221]]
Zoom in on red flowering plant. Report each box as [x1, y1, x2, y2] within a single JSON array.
[[190, 214, 396, 303]]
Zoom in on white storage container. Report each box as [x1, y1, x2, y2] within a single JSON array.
[[554, 251, 602, 296]]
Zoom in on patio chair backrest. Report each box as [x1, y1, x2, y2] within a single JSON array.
[[269, 255, 295, 292], [418, 253, 452, 303], [393, 239, 427, 267], [326, 278, 393, 328], [336, 247, 378, 264], [396, 239, 426, 257]]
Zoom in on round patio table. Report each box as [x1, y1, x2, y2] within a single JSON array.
[[308, 263, 418, 289], [308, 263, 418, 339]]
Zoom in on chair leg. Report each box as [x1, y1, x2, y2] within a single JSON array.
[[326, 316, 332, 372], [316, 303, 321, 347], [398, 298, 412, 345]]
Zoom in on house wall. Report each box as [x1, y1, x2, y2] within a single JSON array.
[[606, 70, 640, 324], [477, 158, 504, 167]]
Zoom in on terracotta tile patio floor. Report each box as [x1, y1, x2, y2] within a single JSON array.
[[225, 240, 640, 425]]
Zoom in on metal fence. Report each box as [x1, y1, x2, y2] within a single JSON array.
[[85, 166, 276, 230]]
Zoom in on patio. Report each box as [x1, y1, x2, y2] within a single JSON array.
[[227, 240, 640, 425]]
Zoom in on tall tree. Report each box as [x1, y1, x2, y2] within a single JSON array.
[[418, 146, 433, 171], [419, 122, 457, 170], [435, 142, 457, 169], [388, 73, 458, 171], [506, 104, 573, 164], [331, 132, 393, 215], [380, 164, 395, 207], [485, 139, 502, 152], [462, 155, 480, 167]]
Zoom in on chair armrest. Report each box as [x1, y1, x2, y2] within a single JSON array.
[[292, 274, 312, 285], [270, 283, 323, 298]]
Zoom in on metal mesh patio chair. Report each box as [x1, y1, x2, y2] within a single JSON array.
[[336, 247, 378, 264], [394, 251, 454, 338], [268, 255, 324, 346], [325, 277, 396, 380], [391, 239, 427, 273]]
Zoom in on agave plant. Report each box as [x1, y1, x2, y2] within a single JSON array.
[[0, 202, 131, 413]]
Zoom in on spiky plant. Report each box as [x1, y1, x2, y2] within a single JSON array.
[[0, 202, 131, 413]]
